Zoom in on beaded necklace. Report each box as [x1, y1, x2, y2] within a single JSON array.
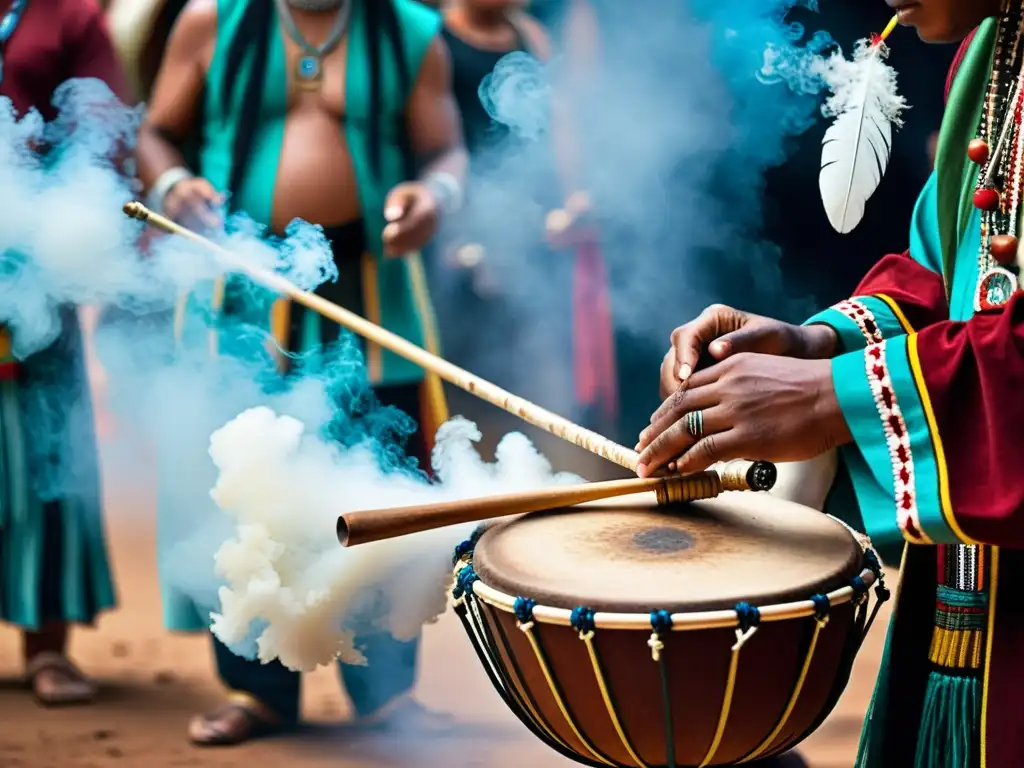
[[0, 0, 29, 88], [970, 0, 1024, 312]]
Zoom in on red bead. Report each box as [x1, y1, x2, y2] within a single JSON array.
[[990, 234, 1019, 265], [968, 138, 991, 165], [974, 187, 1001, 211]]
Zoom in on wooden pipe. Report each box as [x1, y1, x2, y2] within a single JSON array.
[[123, 201, 642, 472], [337, 459, 777, 547]]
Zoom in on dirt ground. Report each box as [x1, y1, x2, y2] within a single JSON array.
[[0, 390, 890, 768]]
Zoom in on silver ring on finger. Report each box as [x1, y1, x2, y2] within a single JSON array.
[[686, 409, 704, 439]]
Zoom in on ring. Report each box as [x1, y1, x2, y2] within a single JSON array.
[[686, 410, 704, 439]]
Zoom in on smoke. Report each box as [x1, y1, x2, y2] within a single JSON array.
[[433, 0, 843, 413], [0, 79, 579, 679], [207, 409, 579, 672]]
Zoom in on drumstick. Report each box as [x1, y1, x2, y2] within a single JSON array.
[[337, 459, 777, 547], [122, 202, 640, 470]]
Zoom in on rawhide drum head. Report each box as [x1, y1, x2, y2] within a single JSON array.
[[472, 491, 862, 613]]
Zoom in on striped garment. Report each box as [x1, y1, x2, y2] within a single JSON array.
[[0, 307, 114, 629]]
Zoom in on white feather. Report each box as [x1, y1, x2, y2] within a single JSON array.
[[818, 40, 907, 234]]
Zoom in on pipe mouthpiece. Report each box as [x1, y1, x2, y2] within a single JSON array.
[[746, 461, 777, 492], [336, 516, 352, 547], [123, 201, 149, 220]]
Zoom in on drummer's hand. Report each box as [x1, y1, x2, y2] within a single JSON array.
[[382, 182, 439, 257], [163, 177, 223, 231], [659, 305, 838, 397], [637, 354, 852, 478]]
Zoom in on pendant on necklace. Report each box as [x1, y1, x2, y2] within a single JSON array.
[[296, 55, 323, 90], [975, 266, 1019, 312]]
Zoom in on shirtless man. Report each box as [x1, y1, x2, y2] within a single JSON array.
[[135, 0, 465, 745]]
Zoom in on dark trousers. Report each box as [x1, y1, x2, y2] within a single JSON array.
[[210, 217, 435, 725], [212, 631, 420, 723]]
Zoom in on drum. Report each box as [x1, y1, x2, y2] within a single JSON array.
[[450, 492, 888, 767]]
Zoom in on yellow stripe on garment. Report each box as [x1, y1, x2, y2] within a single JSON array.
[[407, 252, 449, 424], [873, 293, 915, 334], [269, 298, 291, 372], [209, 277, 226, 357], [360, 252, 383, 384], [906, 333, 977, 544], [173, 292, 188, 347], [980, 546, 998, 768]]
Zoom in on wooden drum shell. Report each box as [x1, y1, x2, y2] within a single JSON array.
[[464, 597, 861, 767]]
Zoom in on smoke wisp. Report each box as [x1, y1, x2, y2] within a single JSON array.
[[0, 79, 580, 680], [433, 0, 852, 418]]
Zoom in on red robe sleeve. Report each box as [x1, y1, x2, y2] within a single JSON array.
[[910, 295, 1024, 546], [62, 0, 131, 104]]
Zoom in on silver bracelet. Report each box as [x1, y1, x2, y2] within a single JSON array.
[[147, 166, 194, 215], [423, 171, 463, 216]]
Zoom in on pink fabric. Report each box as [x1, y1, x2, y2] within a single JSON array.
[[571, 230, 618, 422]]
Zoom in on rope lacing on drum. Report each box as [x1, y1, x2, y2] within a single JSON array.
[[451, 564, 478, 604], [810, 593, 831, 627], [863, 549, 891, 601], [699, 603, 762, 767], [513, 597, 537, 631], [732, 602, 760, 650], [452, 527, 485, 566], [570, 606, 597, 640], [861, 548, 891, 637], [648, 610, 673, 662]]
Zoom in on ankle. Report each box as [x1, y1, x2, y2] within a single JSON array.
[[23, 622, 69, 662]]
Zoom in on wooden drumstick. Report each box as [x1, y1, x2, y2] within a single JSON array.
[[337, 459, 778, 547], [123, 202, 641, 470]]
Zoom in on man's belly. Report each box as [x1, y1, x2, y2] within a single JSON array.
[[270, 109, 362, 233]]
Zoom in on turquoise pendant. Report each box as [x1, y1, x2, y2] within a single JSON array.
[[296, 55, 322, 85], [975, 266, 1018, 312]]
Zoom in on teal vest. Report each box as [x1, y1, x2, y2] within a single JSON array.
[[196, 0, 442, 385]]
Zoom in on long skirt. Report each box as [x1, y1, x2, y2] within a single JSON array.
[[0, 307, 114, 630]]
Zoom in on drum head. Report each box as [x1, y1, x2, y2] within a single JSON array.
[[472, 492, 863, 613]]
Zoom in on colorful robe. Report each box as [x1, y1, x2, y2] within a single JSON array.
[[0, 0, 127, 629], [160, 0, 449, 632], [803, 20, 1024, 767]]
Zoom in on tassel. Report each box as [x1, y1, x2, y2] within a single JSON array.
[[818, 16, 907, 234], [914, 671, 980, 768]]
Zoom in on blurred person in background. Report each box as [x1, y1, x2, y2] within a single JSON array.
[[432, 0, 617, 439], [0, 0, 128, 707], [547, 0, 952, 452], [135, 0, 464, 746]]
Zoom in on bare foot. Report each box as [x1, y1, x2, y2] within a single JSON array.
[[25, 652, 97, 707], [188, 694, 282, 747]]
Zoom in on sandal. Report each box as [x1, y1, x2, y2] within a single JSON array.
[[25, 651, 97, 707], [188, 692, 283, 747]]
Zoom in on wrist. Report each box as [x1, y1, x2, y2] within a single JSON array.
[[147, 166, 193, 216], [817, 360, 853, 449], [801, 323, 839, 359], [422, 172, 462, 218]]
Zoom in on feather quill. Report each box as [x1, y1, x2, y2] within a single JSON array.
[[818, 35, 907, 234]]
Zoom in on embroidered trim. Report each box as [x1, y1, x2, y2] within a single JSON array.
[[834, 299, 885, 345], [864, 342, 926, 542]]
